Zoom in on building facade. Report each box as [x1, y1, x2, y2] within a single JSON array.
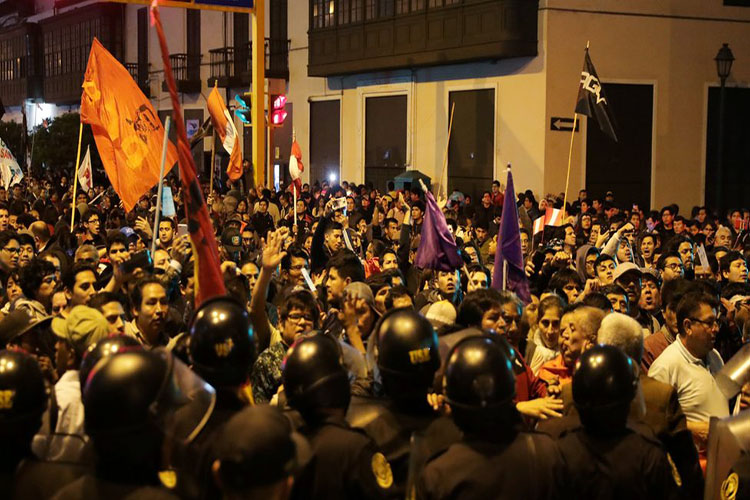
[[0, 0, 749, 211]]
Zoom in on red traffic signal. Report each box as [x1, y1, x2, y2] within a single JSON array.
[[270, 94, 287, 126]]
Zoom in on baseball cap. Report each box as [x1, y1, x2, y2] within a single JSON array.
[[221, 227, 242, 254], [214, 406, 311, 490], [51, 306, 110, 356], [0, 310, 52, 347], [613, 262, 643, 282], [344, 282, 380, 316]]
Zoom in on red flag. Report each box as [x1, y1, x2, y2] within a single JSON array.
[[151, 4, 225, 306], [288, 139, 303, 195]]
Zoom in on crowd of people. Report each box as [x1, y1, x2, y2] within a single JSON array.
[[0, 169, 749, 499]]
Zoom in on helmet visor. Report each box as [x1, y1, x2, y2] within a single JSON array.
[[152, 349, 216, 444]]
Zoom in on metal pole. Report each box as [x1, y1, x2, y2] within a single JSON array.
[[716, 78, 727, 214], [251, 0, 265, 190]]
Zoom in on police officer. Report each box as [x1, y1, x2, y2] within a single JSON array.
[[0, 350, 88, 498], [346, 308, 460, 495], [556, 345, 680, 500], [418, 335, 566, 499], [79, 334, 142, 387], [283, 333, 394, 499], [53, 349, 213, 499], [183, 296, 258, 499]]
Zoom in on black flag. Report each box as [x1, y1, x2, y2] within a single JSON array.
[[575, 48, 618, 142]]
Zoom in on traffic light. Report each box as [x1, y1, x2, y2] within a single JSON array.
[[270, 94, 287, 127], [234, 93, 251, 125]]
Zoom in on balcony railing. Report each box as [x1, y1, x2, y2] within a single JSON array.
[[163, 53, 202, 94], [207, 38, 290, 87], [125, 62, 150, 97]]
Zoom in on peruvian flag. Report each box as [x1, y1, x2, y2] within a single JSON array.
[[78, 146, 93, 192], [289, 139, 304, 195], [532, 207, 563, 235]]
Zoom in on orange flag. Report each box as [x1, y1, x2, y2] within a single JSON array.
[[206, 86, 243, 181], [80, 38, 177, 212]]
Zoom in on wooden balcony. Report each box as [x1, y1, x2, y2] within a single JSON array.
[[207, 38, 290, 88], [308, 0, 538, 76], [162, 53, 202, 94]]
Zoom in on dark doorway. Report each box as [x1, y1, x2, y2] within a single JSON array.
[[705, 87, 750, 213], [365, 95, 407, 192], [448, 89, 495, 202], [585, 83, 653, 211], [310, 100, 340, 186]]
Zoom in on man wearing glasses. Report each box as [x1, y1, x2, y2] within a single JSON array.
[[649, 291, 729, 459], [0, 230, 20, 288]]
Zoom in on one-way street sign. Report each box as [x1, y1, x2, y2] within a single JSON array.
[[550, 117, 579, 132]]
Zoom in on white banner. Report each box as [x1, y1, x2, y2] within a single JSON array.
[[78, 146, 93, 192], [0, 138, 23, 190]]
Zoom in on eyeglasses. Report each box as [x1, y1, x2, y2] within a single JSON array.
[[2, 246, 20, 254], [286, 313, 314, 323], [665, 263, 684, 271], [689, 317, 720, 329], [42, 276, 57, 285]]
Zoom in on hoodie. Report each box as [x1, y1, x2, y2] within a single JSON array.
[[575, 245, 599, 283]]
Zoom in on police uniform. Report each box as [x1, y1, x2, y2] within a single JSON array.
[[291, 415, 395, 499], [50, 474, 180, 500], [417, 431, 566, 500], [555, 425, 680, 500], [347, 396, 461, 495]]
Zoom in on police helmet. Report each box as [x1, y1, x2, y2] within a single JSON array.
[[189, 296, 257, 388], [0, 350, 47, 427], [79, 334, 142, 388], [376, 308, 440, 381], [283, 333, 350, 415], [444, 335, 516, 410], [573, 344, 637, 431]]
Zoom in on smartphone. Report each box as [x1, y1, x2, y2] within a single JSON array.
[[178, 223, 188, 238]]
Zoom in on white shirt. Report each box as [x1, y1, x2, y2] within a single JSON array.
[[648, 336, 728, 422], [33, 370, 88, 462]]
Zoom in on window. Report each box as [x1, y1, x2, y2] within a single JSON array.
[[365, 0, 376, 19], [365, 95, 407, 192], [310, 100, 341, 185], [448, 89, 495, 202]]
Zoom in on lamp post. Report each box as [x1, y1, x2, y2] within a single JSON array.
[[715, 43, 734, 212]]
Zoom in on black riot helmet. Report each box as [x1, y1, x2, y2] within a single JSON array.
[[188, 296, 257, 389], [0, 350, 47, 430], [444, 335, 516, 410], [83, 349, 215, 443], [573, 344, 638, 434], [282, 333, 350, 420], [79, 334, 142, 388], [375, 308, 440, 399], [443, 335, 518, 434]]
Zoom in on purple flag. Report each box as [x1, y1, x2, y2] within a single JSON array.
[[493, 169, 532, 304], [415, 190, 463, 271]]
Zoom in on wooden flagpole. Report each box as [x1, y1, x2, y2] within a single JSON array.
[[561, 113, 578, 221], [563, 41, 590, 221], [70, 122, 83, 227], [438, 102, 456, 197], [151, 116, 171, 257]]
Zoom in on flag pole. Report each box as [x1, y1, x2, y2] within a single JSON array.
[[438, 102, 456, 198], [561, 113, 578, 222], [210, 128, 216, 199], [292, 127, 297, 228], [151, 116, 171, 257], [70, 122, 83, 228]]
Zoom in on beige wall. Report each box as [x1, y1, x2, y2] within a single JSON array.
[[543, 0, 750, 210], [286, 0, 548, 195]]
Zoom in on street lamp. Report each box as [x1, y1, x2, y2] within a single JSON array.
[[714, 43, 734, 212]]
